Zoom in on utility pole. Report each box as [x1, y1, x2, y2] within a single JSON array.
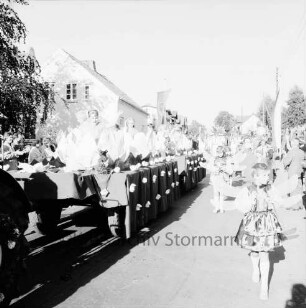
[[240, 105, 243, 135], [262, 93, 265, 127], [272, 66, 281, 151], [276, 67, 279, 98]]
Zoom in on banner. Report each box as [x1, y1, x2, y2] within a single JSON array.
[[271, 91, 281, 151], [272, 101, 282, 151], [157, 89, 171, 127]]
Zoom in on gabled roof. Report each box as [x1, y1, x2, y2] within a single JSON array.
[[60, 49, 147, 115], [142, 103, 157, 109], [235, 114, 253, 124]]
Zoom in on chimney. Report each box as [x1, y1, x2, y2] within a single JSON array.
[[82, 60, 96, 71]]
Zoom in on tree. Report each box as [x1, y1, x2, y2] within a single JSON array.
[[257, 95, 275, 129], [211, 126, 225, 134], [0, 0, 54, 137], [282, 86, 306, 128], [214, 111, 236, 132]]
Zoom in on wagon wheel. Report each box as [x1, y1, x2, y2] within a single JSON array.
[[35, 202, 62, 235], [0, 244, 13, 308], [0, 244, 7, 308], [0, 244, 2, 269], [0, 244, 3, 307], [107, 207, 124, 238]]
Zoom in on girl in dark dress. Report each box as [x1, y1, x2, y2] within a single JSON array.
[[234, 163, 300, 300]]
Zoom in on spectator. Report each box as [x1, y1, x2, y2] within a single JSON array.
[[283, 138, 305, 210], [11, 135, 28, 163], [1, 133, 20, 171], [283, 128, 292, 153], [12, 136, 21, 152], [28, 140, 46, 165], [41, 137, 56, 160]]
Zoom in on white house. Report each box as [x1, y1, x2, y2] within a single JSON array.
[[240, 114, 260, 134], [40, 49, 148, 133]]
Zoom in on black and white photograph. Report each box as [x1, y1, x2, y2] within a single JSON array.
[[0, 0, 306, 307]]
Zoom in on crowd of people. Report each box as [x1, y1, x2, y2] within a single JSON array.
[[0, 109, 196, 173], [201, 127, 306, 301], [203, 128, 305, 216], [0, 132, 57, 172], [0, 111, 305, 303], [42, 109, 195, 172], [1, 111, 306, 181]]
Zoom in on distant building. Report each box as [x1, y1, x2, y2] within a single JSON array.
[[141, 104, 187, 129], [235, 114, 261, 134], [40, 49, 148, 133]]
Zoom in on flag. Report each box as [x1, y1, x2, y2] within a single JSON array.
[[272, 90, 281, 151], [157, 89, 171, 127]]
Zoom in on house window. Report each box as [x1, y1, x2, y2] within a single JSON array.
[[48, 82, 55, 90], [66, 83, 77, 100], [119, 116, 124, 127], [85, 85, 90, 100]]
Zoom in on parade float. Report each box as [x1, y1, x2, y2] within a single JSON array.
[[0, 110, 206, 306]]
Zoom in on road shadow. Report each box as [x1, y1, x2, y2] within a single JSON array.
[[11, 178, 208, 308], [268, 246, 286, 286], [232, 178, 246, 187], [268, 227, 302, 286]]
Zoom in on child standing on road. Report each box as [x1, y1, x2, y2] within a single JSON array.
[[234, 163, 299, 300], [209, 146, 233, 213]]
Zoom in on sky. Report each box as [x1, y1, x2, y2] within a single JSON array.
[[15, 0, 306, 127]]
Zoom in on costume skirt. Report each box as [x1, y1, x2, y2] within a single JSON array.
[[235, 210, 283, 252], [210, 173, 230, 191]]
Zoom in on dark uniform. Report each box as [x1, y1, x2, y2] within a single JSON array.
[[0, 169, 31, 305]]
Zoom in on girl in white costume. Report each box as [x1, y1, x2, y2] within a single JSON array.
[[145, 120, 157, 156], [98, 123, 125, 165], [123, 118, 137, 157], [155, 125, 167, 158], [208, 146, 233, 213], [57, 110, 102, 171]]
